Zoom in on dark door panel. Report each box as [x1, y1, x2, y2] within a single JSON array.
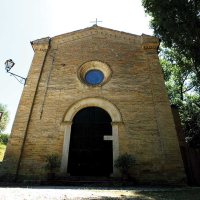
[[68, 107, 113, 176]]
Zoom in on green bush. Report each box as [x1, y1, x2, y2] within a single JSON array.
[[43, 153, 60, 173], [114, 153, 136, 173], [0, 133, 9, 145]]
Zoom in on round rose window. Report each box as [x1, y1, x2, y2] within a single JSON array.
[[85, 70, 104, 85], [77, 61, 112, 86]]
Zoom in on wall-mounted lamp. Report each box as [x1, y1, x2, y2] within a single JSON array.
[[5, 59, 27, 85], [0, 112, 3, 122]]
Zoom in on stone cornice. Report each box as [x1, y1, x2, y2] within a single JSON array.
[[142, 43, 159, 50], [50, 25, 148, 47], [51, 25, 141, 42], [31, 37, 50, 52], [30, 26, 160, 49]]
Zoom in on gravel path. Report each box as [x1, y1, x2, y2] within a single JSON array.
[[0, 186, 191, 200]]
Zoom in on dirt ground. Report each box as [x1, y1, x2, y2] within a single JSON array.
[[0, 186, 199, 200]]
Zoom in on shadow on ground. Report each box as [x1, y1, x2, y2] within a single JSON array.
[[0, 186, 199, 200]]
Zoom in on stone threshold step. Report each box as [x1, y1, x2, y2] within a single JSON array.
[[41, 180, 135, 187], [54, 176, 121, 181]]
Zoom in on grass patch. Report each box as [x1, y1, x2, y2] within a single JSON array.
[[84, 188, 200, 200], [0, 144, 6, 162], [135, 188, 200, 200]]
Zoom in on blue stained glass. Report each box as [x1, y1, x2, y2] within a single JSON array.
[[85, 70, 104, 85]]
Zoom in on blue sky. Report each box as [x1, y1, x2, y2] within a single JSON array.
[[0, 0, 153, 133]]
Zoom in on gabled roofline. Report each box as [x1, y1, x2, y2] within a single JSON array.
[[30, 25, 159, 51], [51, 25, 142, 41]]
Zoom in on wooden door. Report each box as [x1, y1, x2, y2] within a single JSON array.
[[68, 107, 113, 176]]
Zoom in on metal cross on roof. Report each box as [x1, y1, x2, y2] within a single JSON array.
[[90, 18, 102, 25]]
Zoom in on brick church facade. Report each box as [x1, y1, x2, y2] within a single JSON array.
[[0, 25, 186, 184]]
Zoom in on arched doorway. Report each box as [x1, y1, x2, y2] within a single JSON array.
[[67, 107, 113, 176], [60, 97, 122, 177]]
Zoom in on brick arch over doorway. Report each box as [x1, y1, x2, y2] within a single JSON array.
[[60, 97, 123, 176]]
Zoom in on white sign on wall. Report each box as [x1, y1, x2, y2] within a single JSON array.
[[103, 135, 113, 141]]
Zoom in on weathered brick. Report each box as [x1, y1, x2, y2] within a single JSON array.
[[0, 26, 186, 185]]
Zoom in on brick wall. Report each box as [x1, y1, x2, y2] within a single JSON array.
[[0, 26, 186, 185]]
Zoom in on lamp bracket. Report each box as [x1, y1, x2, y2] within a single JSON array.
[[7, 71, 27, 85]]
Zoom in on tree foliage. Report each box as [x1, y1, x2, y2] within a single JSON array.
[[0, 103, 10, 132], [160, 47, 196, 103], [142, 0, 200, 149], [142, 0, 200, 92], [180, 95, 200, 149], [0, 133, 9, 145], [160, 47, 200, 149]]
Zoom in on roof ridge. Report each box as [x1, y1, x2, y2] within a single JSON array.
[[51, 25, 142, 40]]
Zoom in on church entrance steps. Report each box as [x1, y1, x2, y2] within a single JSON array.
[[41, 176, 135, 187], [55, 176, 120, 181]]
